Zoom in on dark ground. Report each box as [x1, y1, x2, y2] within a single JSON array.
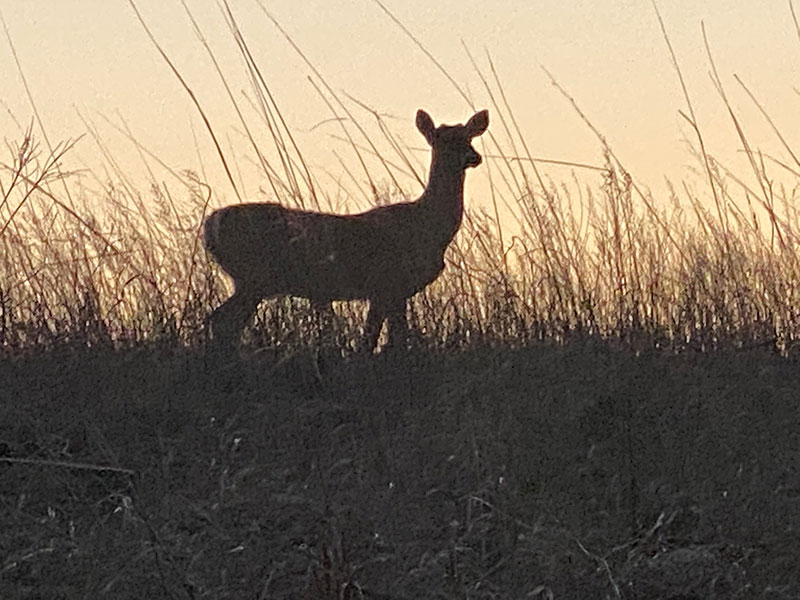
[[1, 340, 798, 599]]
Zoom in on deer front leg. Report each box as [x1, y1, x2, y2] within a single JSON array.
[[209, 287, 261, 350], [363, 300, 387, 352], [383, 300, 409, 351]]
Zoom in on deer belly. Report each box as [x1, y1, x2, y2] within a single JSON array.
[[268, 247, 446, 302]]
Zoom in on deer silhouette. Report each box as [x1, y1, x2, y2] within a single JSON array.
[[203, 109, 489, 351]]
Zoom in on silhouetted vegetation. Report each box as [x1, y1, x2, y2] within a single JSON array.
[[2, 343, 798, 598], [2, 2, 800, 598]]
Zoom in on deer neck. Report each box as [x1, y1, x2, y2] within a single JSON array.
[[418, 158, 466, 245]]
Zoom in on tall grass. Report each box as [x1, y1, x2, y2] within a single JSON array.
[[2, 2, 800, 356], [4, 7, 800, 598]]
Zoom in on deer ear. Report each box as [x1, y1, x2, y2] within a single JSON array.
[[416, 109, 436, 146], [465, 110, 489, 138]]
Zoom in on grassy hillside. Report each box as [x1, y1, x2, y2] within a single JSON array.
[[3, 5, 800, 598], [1, 341, 798, 599]]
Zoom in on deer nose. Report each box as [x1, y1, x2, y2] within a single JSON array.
[[466, 151, 482, 168]]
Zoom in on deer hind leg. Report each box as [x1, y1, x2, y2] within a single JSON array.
[[209, 286, 261, 350], [310, 300, 336, 346]]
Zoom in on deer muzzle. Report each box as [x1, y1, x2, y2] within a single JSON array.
[[465, 151, 482, 168]]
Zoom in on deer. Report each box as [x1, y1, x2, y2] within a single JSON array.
[[203, 108, 489, 352]]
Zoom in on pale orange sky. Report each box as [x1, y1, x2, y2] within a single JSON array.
[[1, 1, 799, 212]]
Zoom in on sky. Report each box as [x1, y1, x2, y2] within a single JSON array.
[[1, 0, 799, 213]]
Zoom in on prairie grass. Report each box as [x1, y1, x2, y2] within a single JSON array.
[[3, 113, 800, 355], [1, 3, 799, 598], [3, 31, 800, 354]]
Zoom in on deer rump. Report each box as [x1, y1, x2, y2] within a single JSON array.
[[204, 202, 450, 303]]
